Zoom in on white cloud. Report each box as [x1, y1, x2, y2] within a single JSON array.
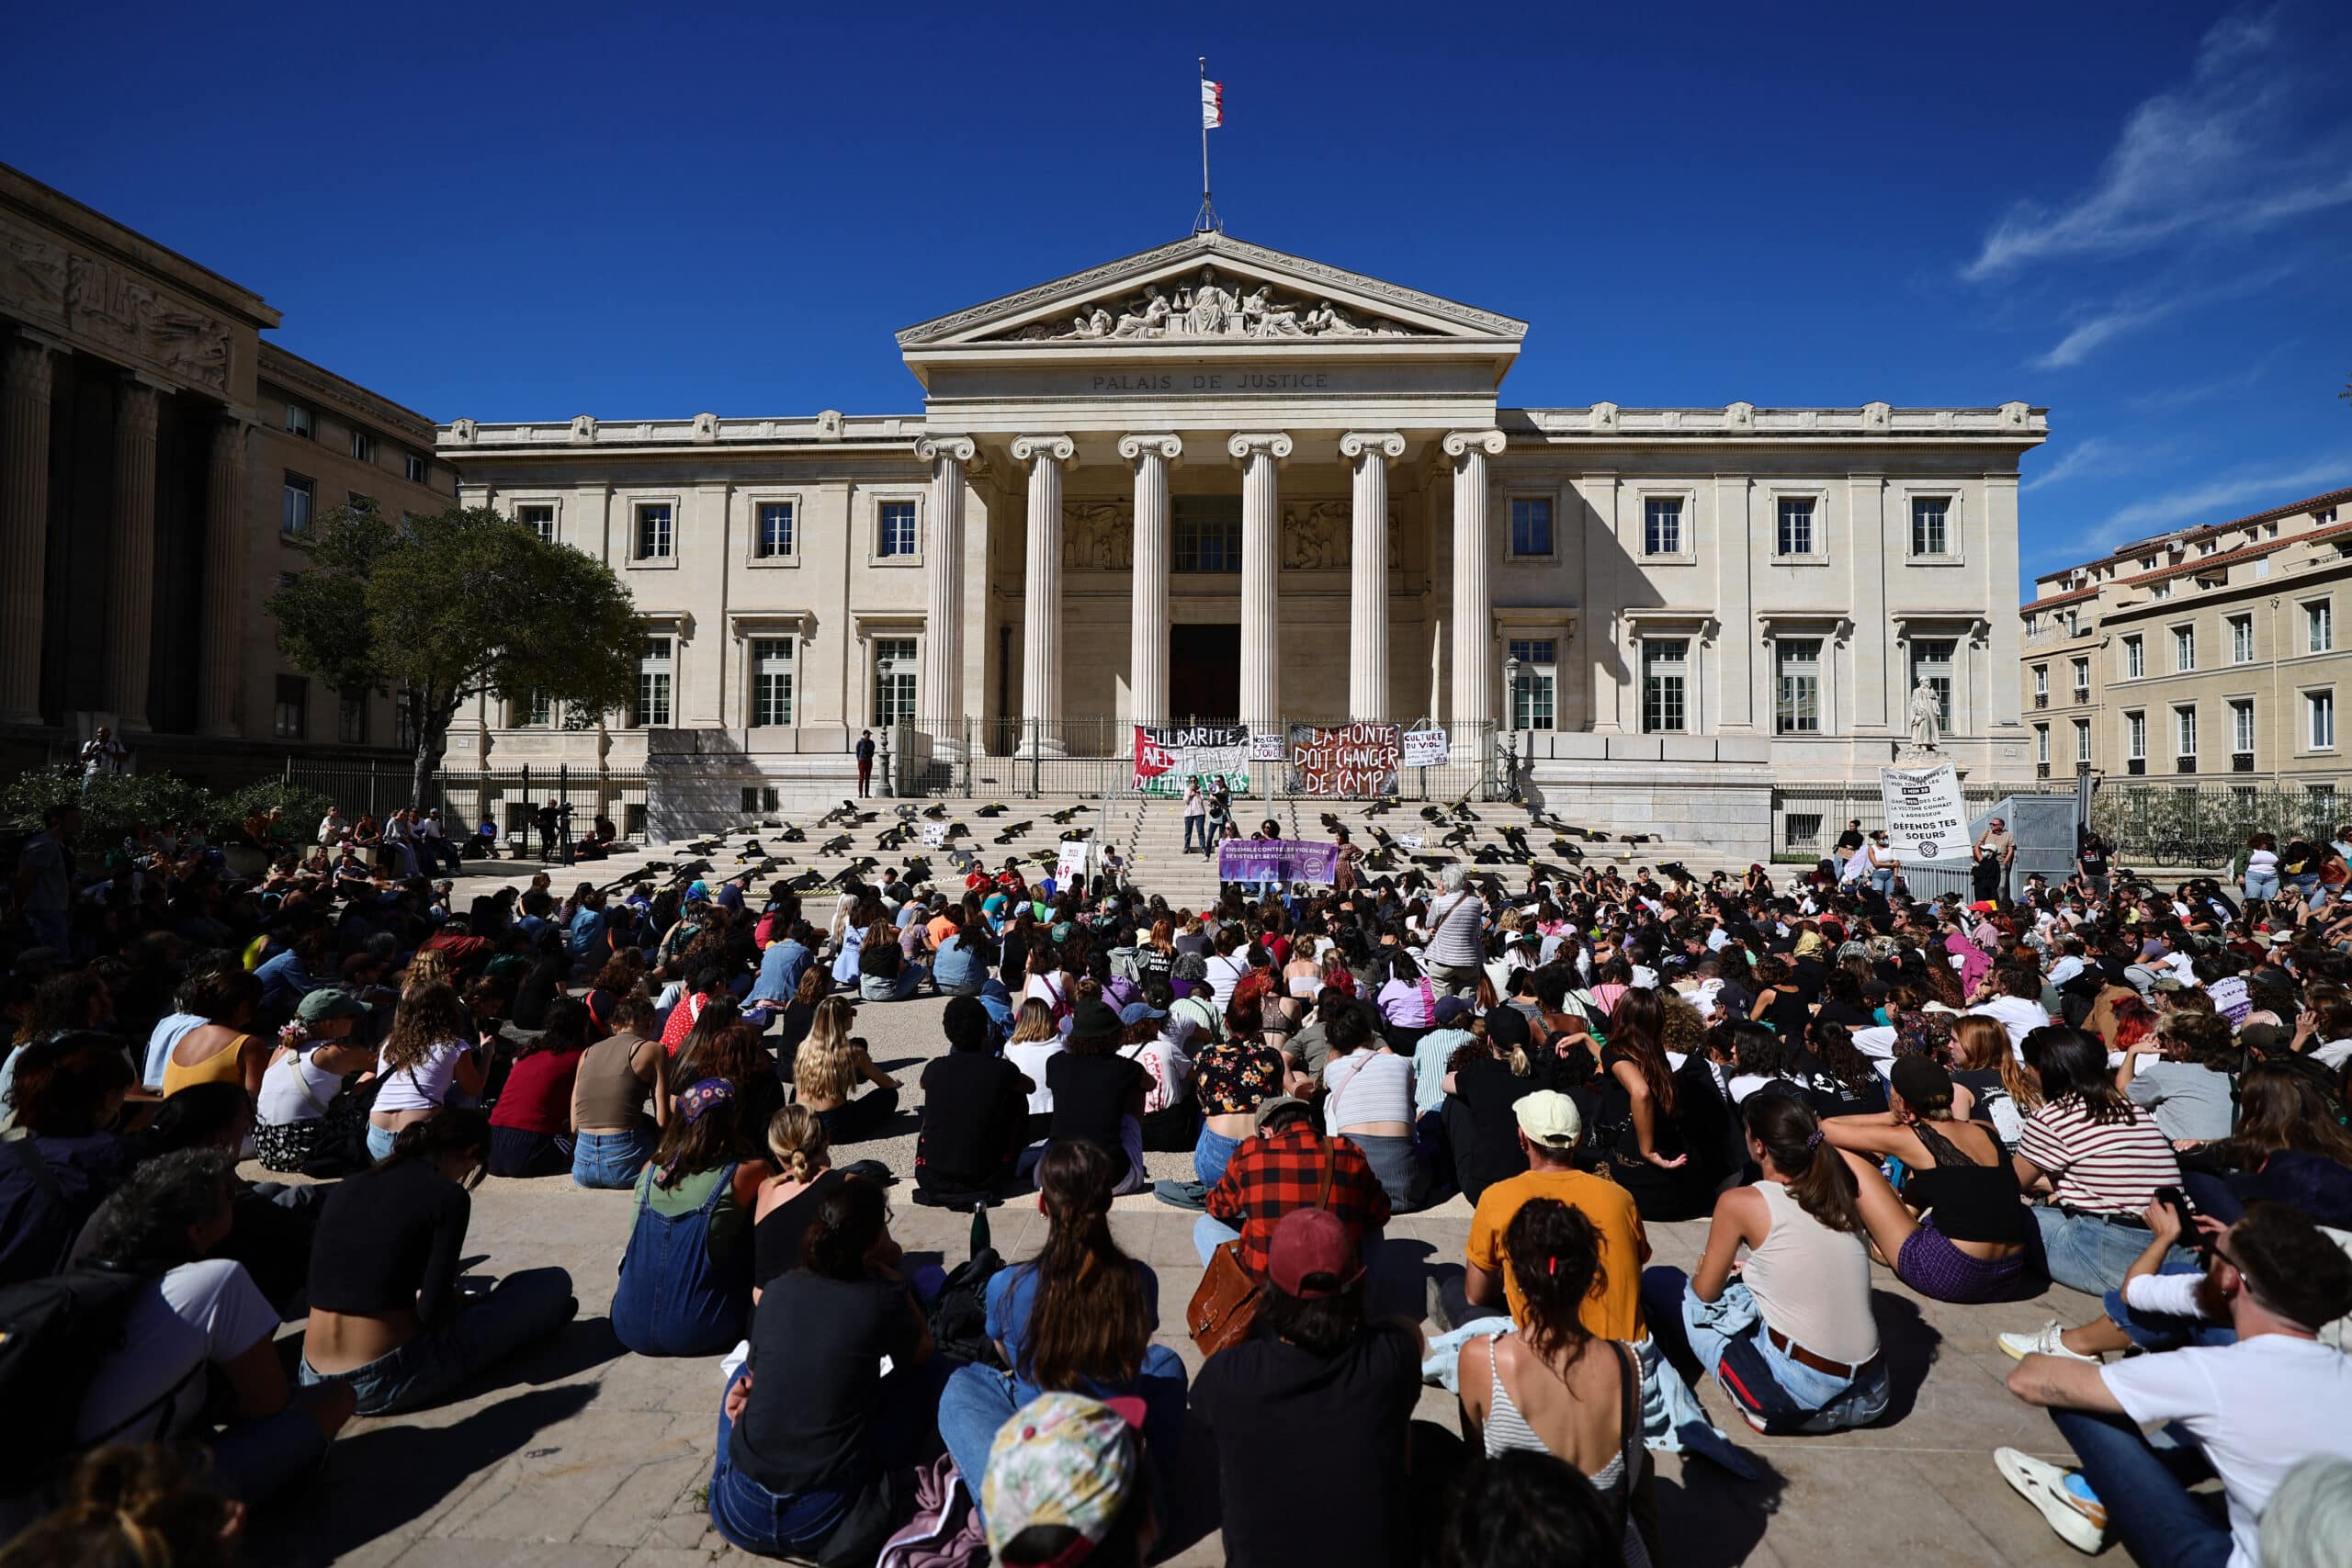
[[2033, 302, 2178, 369], [1964, 11, 2352, 280], [2023, 436, 2132, 491], [2074, 457, 2352, 555]]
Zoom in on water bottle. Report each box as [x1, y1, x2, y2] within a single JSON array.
[[970, 1199, 991, 1257]]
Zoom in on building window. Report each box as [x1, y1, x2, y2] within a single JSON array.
[[349, 429, 375, 462], [515, 503, 556, 542], [1510, 498, 1553, 557], [635, 637, 673, 727], [756, 502, 796, 559], [2231, 614, 2255, 663], [1171, 496, 1242, 572], [2175, 705, 2198, 761], [752, 637, 795, 726], [282, 473, 314, 535], [520, 690, 553, 727], [273, 676, 307, 739], [2125, 710, 2146, 761], [2075, 719, 2092, 764], [2033, 664, 2049, 700], [635, 502, 673, 560], [1642, 498, 1683, 557], [1775, 498, 1816, 558], [393, 689, 415, 750], [1774, 638, 1823, 734], [2232, 699, 2256, 757], [2174, 626, 2196, 672], [625, 803, 649, 837], [2071, 656, 2090, 696], [2308, 601, 2334, 653], [1641, 639, 1689, 733], [2122, 636, 2143, 680], [2153, 580, 2174, 601], [1910, 497, 1950, 557], [2035, 723, 2051, 763], [346, 491, 375, 514], [871, 637, 917, 727], [1507, 638, 1555, 730], [285, 403, 311, 439], [403, 454, 428, 484], [1784, 814, 1823, 853], [2311, 690, 2336, 750], [337, 691, 365, 745], [877, 500, 919, 558], [1911, 639, 1956, 730]]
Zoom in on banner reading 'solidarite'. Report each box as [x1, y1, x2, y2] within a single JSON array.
[[1131, 723, 1251, 796], [1286, 721, 1401, 796]]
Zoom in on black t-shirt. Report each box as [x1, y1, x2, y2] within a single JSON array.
[[2079, 846, 2109, 877], [1448, 1055, 1535, 1201], [1814, 998, 1873, 1030], [1192, 1323, 1422, 1568], [919, 1053, 1028, 1181], [751, 1168, 846, 1287], [731, 1269, 922, 1493], [307, 1157, 471, 1326], [1837, 829, 1865, 852], [1046, 1053, 1147, 1157]]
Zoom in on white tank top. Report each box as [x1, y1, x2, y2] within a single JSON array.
[[1741, 1180, 1879, 1366]]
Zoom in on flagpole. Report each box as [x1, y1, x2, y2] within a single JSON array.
[[1194, 56, 1220, 234]]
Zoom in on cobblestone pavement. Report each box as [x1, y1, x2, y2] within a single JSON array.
[[245, 870, 2096, 1567]]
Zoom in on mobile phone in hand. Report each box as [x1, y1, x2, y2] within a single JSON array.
[[2154, 1186, 2206, 1257]]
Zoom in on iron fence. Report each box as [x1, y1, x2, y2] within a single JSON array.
[[1771, 781, 2041, 861], [284, 761, 651, 851], [2086, 785, 2344, 868]]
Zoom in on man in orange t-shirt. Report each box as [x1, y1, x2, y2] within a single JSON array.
[[1453, 1090, 1650, 1341]]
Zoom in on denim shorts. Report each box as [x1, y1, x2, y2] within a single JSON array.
[[572, 1124, 658, 1189]]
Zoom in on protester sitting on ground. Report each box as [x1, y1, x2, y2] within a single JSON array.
[[157, 965, 271, 1101], [1820, 1055, 2036, 1303], [1198, 1093, 1392, 1272], [1442, 1006, 1546, 1203], [0, 1032, 138, 1286], [68, 1150, 356, 1501], [1192, 1207, 1435, 1568], [1589, 988, 1710, 1221], [751, 1104, 842, 1298], [365, 979, 487, 1162], [858, 915, 927, 1001], [1440, 1449, 1623, 1568], [611, 1077, 768, 1357], [791, 996, 899, 1144], [981, 1392, 1159, 1568], [1002, 997, 1066, 1146], [1451, 1091, 1649, 1344], [1323, 999, 1422, 1211], [486, 995, 591, 1178], [1642, 1092, 1890, 1434], [300, 1109, 578, 1415], [939, 1141, 1188, 1512], [2120, 1006, 2240, 1144], [0, 1442, 252, 1568], [675, 1010, 786, 1145], [1375, 949, 1442, 1054], [569, 990, 670, 1190], [252, 987, 377, 1173], [2013, 1025, 2191, 1294], [914, 995, 1032, 1207], [1187, 1010, 1290, 1189], [1115, 989, 1194, 1151], [1996, 1200, 2352, 1565], [1944, 1012, 2032, 1147], [707, 1178, 938, 1566], [772, 962, 829, 1062], [1457, 1197, 1658, 1568], [1046, 996, 1150, 1193]]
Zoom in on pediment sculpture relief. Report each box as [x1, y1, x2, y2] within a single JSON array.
[[1063, 502, 1132, 570], [1003, 265, 1419, 343]]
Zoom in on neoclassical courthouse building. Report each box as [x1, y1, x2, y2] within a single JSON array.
[[0, 155, 2045, 851]]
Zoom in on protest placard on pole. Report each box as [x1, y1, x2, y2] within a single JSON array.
[[1879, 762, 1969, 861]]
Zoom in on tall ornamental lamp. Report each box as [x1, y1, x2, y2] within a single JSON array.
[[876, 655, 896, 799], [1501, 653, 1523, 796]]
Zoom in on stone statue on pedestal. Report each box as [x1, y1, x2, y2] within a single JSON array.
[[1906, 680, 1943, 753]]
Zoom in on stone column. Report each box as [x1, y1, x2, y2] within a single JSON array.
[[1340, 433, 1404, 720], [0, 331, 64, 726], [105, 374, 166, 730], [1229, 433, 1292, 734], [1444, 430, 1506, 728], [915, 435, 974, 753], [1012, 434, 1074, 753], [198, 412, 251, 737], [1119, 434, 1182, 722]]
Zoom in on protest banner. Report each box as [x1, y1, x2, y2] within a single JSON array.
[[1401, 726, 1449, 767], [1250, 731, 1286, 761], [1286, 721, 1401, 796], [1878, 762, 1969, 861], [1131, 723, 1250, 796], [920, 822, 947, 848], [1053, 840, 1092, 889], [1217, 838, 1342, 886]]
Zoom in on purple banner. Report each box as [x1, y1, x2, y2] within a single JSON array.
[[1217, 839, 1341, 886]]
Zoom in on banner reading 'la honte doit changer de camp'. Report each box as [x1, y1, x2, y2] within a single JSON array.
[[1287, 721, 1401, 796], [1878, 762, 1969, 862]]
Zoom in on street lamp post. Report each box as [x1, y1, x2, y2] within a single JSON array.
[[876, 656, 896, 798], [1501, 653, 1522, 799]]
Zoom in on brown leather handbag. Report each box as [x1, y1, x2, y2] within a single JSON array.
[[1185, 1137, 1337, 1357]]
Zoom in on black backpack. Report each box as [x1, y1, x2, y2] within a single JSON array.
[[0, 1262, 164, 1493]]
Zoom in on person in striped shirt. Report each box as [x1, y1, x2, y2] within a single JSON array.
[[2012, 1027, 2195, 1294]]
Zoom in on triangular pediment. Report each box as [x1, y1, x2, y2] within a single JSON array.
[[895, 232, 1526, 349]]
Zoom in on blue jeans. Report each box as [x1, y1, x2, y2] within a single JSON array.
[[938, 1348, 1189, 1528], [1640, 1267, 1890, 1434], [366, 1122, 399, 1162], [1871, 869, 1896, 898], [1193, 1126, 1241, 1189], [2243, 869, 2280, 900], [1183, 817, 1204, 852], [860, 964, 928, 1001], [709, 1359, 946, 1562], [300, 1267, 576, 1415], [2101, 1268, 2234, 1353], [572, 1123, 659, 1189], [2048, 1407, 2231, 1568], [2032, 1207, 2198, 1297]]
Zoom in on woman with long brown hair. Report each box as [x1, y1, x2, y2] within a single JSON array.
[[366, 981, 486, 1162], [1641, 1091, 1890, 1434], [935, 1140, 1187, 1503], [1591, 988, 1706, 1220]]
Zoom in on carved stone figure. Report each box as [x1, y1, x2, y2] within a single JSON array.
[[1280, 501, 1349, 570], [1070, 306, 1113, 338], [1113, 288, 1170, 338], [1062, 502, 1132, 570], [1907, 680, 1943, 751], [1185, 267, 1234, 336], [1002, 266, 1416, 343]]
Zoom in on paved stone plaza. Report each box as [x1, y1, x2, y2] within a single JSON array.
[[243, 964, 2097, 1568]]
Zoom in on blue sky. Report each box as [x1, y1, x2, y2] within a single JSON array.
[[6, 1, 2346, 598]]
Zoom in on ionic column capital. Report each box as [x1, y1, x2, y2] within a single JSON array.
[[1011, 434, 1075, 466], [915, 434, 977, 466], [1117, 433, 1183, 464], [1340, 431, 1406, 462], [1442, 429, 1507, 460], [1227, 431, 1293, 465]]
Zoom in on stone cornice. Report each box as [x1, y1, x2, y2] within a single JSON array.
[[260, 343, 436, 442]]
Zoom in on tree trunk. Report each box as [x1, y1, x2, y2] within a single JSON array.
[[409, 687, 458, 813]]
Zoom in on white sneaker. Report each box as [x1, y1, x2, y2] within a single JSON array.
[[1999, 1321, 2098, 1363], [1995, 1447, 2108, 1553]]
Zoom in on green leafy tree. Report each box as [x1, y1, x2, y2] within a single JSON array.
[[267, 505, 640, 808]]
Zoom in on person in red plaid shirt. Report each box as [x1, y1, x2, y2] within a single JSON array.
[[1194, 1096, 1392, 1272]]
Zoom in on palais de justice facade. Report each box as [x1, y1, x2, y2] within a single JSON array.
[[438, 233, 2045, 844]]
